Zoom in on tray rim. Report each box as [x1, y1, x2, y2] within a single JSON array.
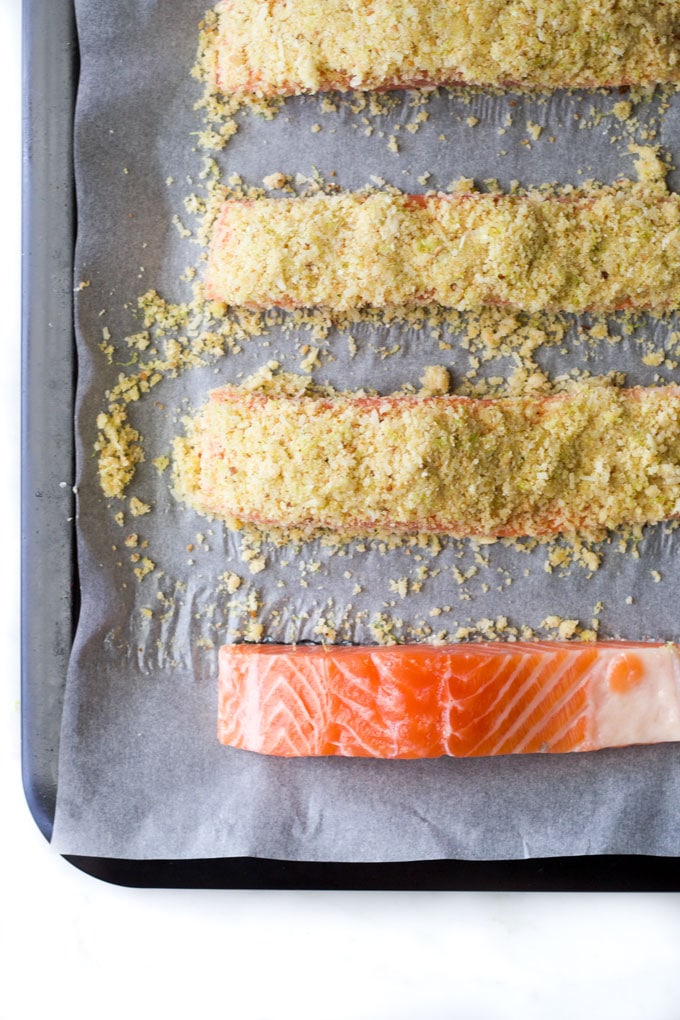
[[20, 0, 680, 891], [21, 0, 79, 843]]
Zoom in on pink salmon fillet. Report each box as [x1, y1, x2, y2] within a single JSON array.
[[218, 642, 680, 759]]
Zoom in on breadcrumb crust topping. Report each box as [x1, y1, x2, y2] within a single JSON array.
[[206, 188, 680, 314], [174, 379, 680, 539], [214, 0, 680, 95]]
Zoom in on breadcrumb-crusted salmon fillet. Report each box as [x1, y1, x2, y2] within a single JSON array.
[[212, 0, 680, 96], [205, 190, 680, 314], [217, 642, 680, 758], [173, 381, 680, 539]]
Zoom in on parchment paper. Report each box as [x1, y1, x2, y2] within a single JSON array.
[[52, 0, 680, 860]]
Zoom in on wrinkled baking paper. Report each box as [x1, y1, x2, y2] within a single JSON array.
[[52, 0, 680, 860]]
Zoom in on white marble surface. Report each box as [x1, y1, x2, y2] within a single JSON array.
[[3, 2, 680, 1017]]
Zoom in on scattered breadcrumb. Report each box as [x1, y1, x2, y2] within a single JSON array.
[[263, 172, 287, 190], [129, 497, 151, 517], [95, 405, 144, 499], [221, 571, 243, 594], [133, 557, 156, 581], [613, 101, 633, 122], [420, 365, 451, 395]]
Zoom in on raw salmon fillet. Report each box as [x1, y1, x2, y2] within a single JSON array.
[[218, 642, 680, 758], [212, 0, 680, 96], [205, 190, 680, 314]]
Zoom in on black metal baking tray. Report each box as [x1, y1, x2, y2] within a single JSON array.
[[20, 0, 680, 891]]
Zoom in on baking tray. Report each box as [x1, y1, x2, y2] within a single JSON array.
[[20, 0, 680, 891]]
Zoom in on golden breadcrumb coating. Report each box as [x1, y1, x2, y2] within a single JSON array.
[[213, 0, 680, 96], [173, 379, 680, 540], [205, 188, 680, 314]]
